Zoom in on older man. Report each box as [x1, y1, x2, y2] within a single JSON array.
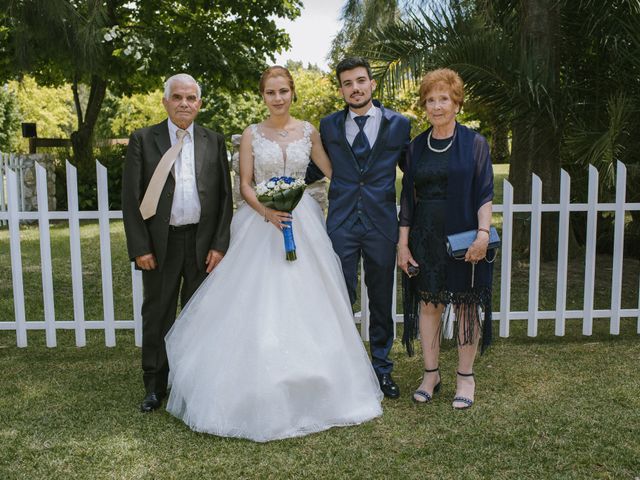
[[122, 74, 233, 412]]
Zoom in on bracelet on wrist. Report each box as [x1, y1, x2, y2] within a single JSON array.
[[263, 206, 269, 222], [477, 227, 490, 236]]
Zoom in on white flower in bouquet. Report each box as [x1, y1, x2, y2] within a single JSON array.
[[256, 184, 269, 196]]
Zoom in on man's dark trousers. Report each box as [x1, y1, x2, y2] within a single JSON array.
[[329, 219, 396, 374], [141, 226, 206, 395]]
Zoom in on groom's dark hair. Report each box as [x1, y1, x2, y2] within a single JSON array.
[[335, 57, 373, 85]]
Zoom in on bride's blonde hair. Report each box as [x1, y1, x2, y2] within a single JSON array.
[[259, 66, 297, 102]]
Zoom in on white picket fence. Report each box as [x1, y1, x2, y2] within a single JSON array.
[[0, 160, 639, 348], [0, 153, 25, 226]]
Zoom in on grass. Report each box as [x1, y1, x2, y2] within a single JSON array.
[[0, 221, 134, 323], [0, 321, 639, 479]]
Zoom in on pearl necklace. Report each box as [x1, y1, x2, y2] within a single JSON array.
[[427, 129, 455, 153]]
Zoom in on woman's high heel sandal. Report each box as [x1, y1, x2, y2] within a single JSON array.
[[452, 371, 475, 409], [412, 367, 441, 404]]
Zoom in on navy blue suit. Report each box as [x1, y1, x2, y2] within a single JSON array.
[[309, 101, 410, 375]]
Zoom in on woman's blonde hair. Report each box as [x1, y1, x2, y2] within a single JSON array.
[[419, 68, 464, 108]]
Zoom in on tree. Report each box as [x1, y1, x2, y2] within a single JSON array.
[[8, 76, 76, 144], [329, 0, 404, 66], [96, 89, 166, 139], [287, 62, 344, 128], [0, 0, 301, 166], [0, 84, 20, 152]]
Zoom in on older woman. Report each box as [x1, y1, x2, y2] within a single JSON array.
[[397, 68, 494, 409]]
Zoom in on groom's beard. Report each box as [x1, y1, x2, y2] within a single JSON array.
[[345, 91, 373, 110]]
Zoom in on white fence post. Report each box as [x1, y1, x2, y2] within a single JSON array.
[[66, 161, 86, 347], [36, 163, 57, 347], [610, 161, 626, 335], [583, 165, 599, 335], [392, 266, 398, 339], [0, 154, 7, 227], [499, 179, 514, 337], [527, 175, 542, 337], [7, 168, 27, 347], [555, 169, 571, 336], [97, 161, 116, 347]]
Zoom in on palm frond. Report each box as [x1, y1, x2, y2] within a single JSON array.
[[564, 93, 636, 186]]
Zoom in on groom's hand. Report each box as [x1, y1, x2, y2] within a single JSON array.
[[206, 249, 224, 273], [135, 253, 157, 270]]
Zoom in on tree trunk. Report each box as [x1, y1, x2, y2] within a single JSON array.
[[508, 0, 561, 261], [70, 75, 108, 168], [490, 121, 509, 164]]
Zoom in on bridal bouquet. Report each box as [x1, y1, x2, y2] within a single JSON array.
[[255, 176, 306, 261]]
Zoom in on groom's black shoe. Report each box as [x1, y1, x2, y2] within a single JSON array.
[[378, 373, 400, 399], [140, 392, 163, 412]]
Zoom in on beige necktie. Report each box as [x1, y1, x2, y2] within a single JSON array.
[[139, 129, 187, 220]]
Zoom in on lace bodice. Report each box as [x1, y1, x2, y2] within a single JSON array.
[[250, 121, 312, 183]]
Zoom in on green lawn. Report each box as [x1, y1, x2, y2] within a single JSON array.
[[1, 321, 638, 479]]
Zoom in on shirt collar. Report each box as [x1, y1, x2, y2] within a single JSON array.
[[167, 118, 194, 141], [348, 104, 378, 121]]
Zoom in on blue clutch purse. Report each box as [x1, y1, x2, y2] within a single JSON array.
[[446, 227, 501, 260]]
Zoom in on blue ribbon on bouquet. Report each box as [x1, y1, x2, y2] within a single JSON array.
[[282, 219, 297, 261]]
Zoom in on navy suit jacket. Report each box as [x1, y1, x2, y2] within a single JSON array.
[[318, 101, 410, 243]]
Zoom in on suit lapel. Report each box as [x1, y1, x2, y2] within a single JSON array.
[[194, 124, 208, 192], [365, 109, 390, 172], [153, 120, 171, 159], [153, 120, 174, 178]]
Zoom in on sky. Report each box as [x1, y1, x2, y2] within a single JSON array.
[[273, 0, 345, 71]]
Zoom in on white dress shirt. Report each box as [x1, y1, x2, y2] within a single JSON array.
[[167, 119, 201, 226], [345, 104, 381, 148]]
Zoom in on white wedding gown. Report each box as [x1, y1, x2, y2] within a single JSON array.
[[165, 122, 383, 442]]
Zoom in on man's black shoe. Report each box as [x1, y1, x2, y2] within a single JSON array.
[[140, 392, 163, 412], [378, 373, 400, 399]]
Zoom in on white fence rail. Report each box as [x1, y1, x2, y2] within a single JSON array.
[[1, 160, 639, 347]]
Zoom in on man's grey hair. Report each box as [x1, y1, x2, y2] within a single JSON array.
[[163, 74, 202, 100]]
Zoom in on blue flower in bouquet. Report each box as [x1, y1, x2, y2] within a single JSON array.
[[255, 176, 307, 261]]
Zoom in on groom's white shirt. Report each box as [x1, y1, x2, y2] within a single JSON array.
[[345, 105, 381, 149]]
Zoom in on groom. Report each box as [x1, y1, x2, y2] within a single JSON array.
[[122, 73, 233, 412], [306, 57, 411, 398]]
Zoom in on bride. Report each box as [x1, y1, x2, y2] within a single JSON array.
[[164, 66, 383, 442]]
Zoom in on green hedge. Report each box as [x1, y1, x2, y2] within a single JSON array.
[[54, 144, 126, 211]]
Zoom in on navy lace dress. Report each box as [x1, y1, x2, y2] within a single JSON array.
[[408, 137, 451, 301]]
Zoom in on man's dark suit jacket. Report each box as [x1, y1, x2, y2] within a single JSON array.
[[121, 120, 233, 271]]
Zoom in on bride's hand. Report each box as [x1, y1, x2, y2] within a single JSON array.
[[264, 208, 292, 230]]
